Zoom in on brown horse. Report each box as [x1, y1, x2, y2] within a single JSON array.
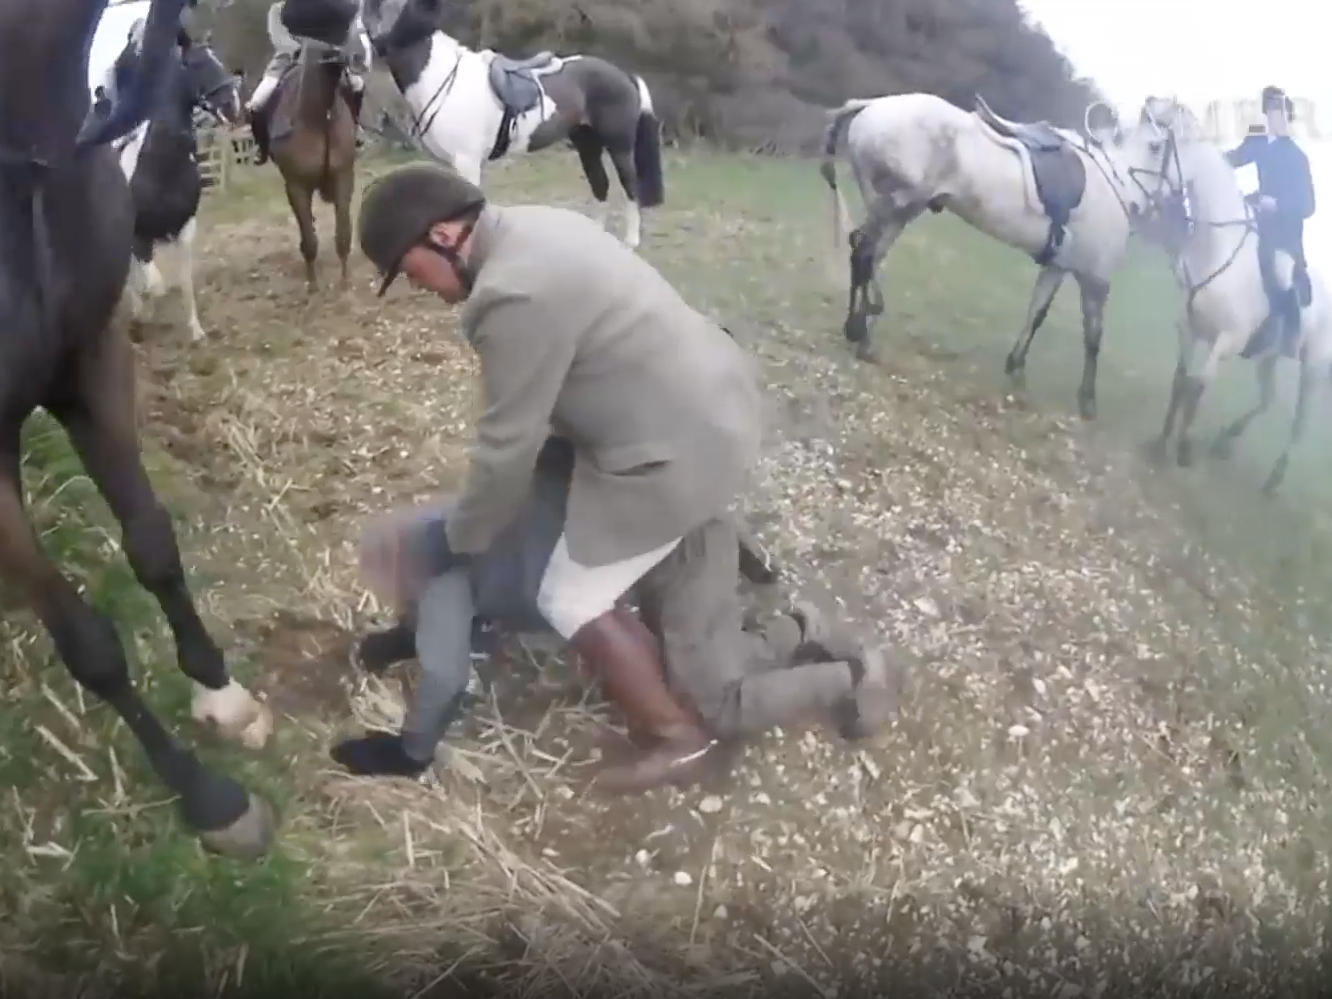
[[265, 42, 359, 289]]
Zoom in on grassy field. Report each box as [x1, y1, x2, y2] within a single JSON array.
[[4, 145, 1332, 997]]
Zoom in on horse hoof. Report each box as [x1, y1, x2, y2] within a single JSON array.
[[191, 681, 274, 750], [1177, 441, 1195, 467], [189, 321, 207, 343], [198, 793, 277, 859], [1143, 437, 1170, 466], [1209, 435, 1234, 461], [1078, 396, 1097, 421], [855, 341, 879, 364], [1004, 356, 1024, 380]]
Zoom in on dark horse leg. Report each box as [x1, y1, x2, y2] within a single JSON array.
[[1074, 273, 1110, 420], [1, 359, 273, 857], [284, 178, 319, 290], [569, 127, 612, 236], [49, 325, 274, 750], [843, 195, 920, 364]]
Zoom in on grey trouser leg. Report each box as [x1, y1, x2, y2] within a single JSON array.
[[635, 516, 856, 740], [400, 568, 475, 763]]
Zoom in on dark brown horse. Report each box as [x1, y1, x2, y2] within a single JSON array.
[[0, 0, 275, 857], [262, 42, 361, 289]]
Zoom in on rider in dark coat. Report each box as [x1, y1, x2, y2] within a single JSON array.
[[1226, 85, 1317, 357]]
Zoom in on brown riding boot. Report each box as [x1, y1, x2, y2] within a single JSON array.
[[572, 607, 720, 793]]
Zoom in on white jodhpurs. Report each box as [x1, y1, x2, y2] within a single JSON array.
[[247, 73, 282, 111]]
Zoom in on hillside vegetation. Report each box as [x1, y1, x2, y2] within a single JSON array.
[[204, 0, 1101, 152]]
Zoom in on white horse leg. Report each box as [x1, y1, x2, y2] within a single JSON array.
[[125, 259, 147, 320], [605, 144, 640, 249], [1074, 274, 1111, 420], [1209, 353, 1278, 460], [175, 220, 207, 342], [1154, 319, 1195, 464], [452, 152, 483, 187], [1175, 336, 1231, 467], [142, 256, 166, 300], [1263, 358, 1316, 494], [844, 195, 921, 363], [1004, 265, 1066, 384]]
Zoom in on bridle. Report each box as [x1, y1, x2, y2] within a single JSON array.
[[1131, 108, 1259, 314]]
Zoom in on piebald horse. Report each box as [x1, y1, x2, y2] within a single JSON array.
[[98, 17, 242, 339], [360, 0, 665, 248], [0, 0, 275, 857], [820, 92, 1150, 420], [1123, 97, 1332, 493]]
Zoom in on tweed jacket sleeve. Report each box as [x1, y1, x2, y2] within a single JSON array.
[[445, 290, 578, 556]]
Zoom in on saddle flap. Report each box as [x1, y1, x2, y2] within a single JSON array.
[[487, 61, 544, 115]]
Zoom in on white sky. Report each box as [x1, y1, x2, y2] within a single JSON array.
[[1019, 0, 1330, 139], [1019, 0, 1332, 259]]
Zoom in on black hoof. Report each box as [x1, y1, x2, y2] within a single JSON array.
[[198, 793, 277, 858], [855, 341, 879, 364], [1004, 354, 1024, 379], [1078, 395, 1096, 421], [1209, 434, 1235, 461], [1177, 440, 1195, 467]]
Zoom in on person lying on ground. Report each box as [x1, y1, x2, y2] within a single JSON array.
[[355, 160, 768, 783], [333, 440, 902, 790]]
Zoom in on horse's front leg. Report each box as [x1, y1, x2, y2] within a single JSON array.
[[1263, 357, 1316, 494], [282, 179, 319, 289], [54, 327, 274, 752], [1175, 336, 1230, 467], [1210, 353, 1277, 459], [0, 433, 273, 858], [332, 170, 355, 290], [1005, 265, 1066, 387]]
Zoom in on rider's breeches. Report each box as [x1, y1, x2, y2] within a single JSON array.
[[246, 72, 283, 110]]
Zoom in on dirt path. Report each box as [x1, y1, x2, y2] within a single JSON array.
[[125, 157, 1332, 996]]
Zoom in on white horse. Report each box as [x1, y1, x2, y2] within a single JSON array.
[[1123, 97, 1331, 492], [360, 0, 664, 248], [820, 92, 1152, 420]]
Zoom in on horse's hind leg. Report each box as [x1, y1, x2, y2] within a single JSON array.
[[1210, 353, 1277, 459], [843, 195, 917, 363], [0, 424, 273, 856], [51, 326, 273, 750], [1005, 265, 1066, 386], [570, 128, 613, 234], [1263, 358, 1315, 494], [1073, 274, 1110, 420], [283, 179, 319, 289], [606, 141, 641, 249]]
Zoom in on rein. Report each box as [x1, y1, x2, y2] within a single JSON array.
[[1134, 118, 1259, 315], [409, 48, 461, 142]]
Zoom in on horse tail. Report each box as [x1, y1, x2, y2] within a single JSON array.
[[821, 99, 872, 279], [632, 75, 665, 209]]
